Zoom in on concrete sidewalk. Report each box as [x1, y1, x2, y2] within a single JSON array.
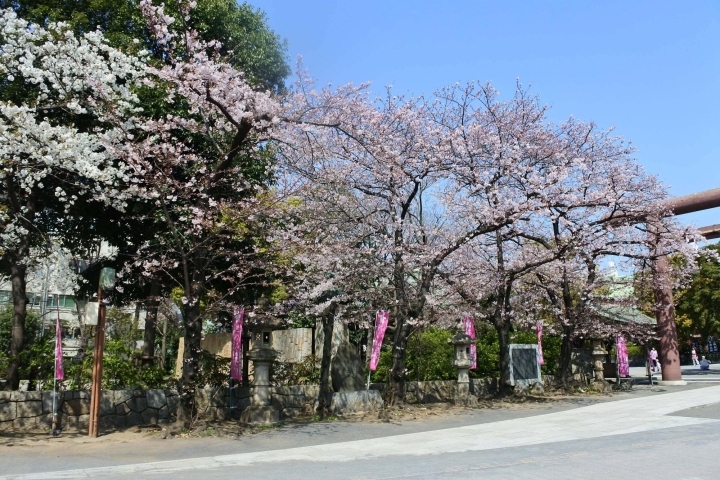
[[630, 362, 720, 384], [4, 385, 719, 480]]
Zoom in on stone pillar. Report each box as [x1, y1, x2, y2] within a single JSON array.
[[591, 339, 606, 383], [314, 316, 348, 362], [239, 344, 279, 425], [456, 366, 471, 403]]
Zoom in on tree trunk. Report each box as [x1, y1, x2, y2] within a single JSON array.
[[141, 280, 161, 368], [494, 319, 512, 395], [316, 312, 334, 420], [387, 319, 412, 405], [177, 293, 202, 428], [5, 261, 28, 390], [557, 323, 575, 384]]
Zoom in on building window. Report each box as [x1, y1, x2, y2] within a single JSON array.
[[30, 293, 41, 306], [44, 295, 77, 309], [62, 296, 76, 309]]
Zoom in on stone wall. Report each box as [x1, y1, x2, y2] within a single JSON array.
[[196, 385, 321, 421], [368, 376, 562, 403], [1, 375, 551, 432], [369, 378, 502, 404], [175, 384, 381, 422], [0, 389, 178, 432]]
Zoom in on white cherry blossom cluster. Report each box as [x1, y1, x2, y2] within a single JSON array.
[[0, 9, 146, 260]]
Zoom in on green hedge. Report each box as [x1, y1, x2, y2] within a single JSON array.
[[370, 325, 561, 383], [0, 306, 54, 385]]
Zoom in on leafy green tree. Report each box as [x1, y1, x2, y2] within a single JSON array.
[[675, 244, 720, 349]]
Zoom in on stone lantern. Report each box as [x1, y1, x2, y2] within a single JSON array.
[[240, 315, 282, 426], [590, 338, 607, 383], [448, 332, 476, 406]]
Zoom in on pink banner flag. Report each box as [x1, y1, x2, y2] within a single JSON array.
[[537, 321, 545, 366], [616, 334, 629, 377], [369, 311, 389, 371], [54, 312, 64, 381], [463, 317, 477, 370], [230, 308, 244, 381]]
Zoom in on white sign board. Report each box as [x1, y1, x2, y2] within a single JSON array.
[[84, 302, 100, 326]]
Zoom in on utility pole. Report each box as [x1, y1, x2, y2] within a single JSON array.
[[88, 267, 115, 438], [87, 285, 106, 437]]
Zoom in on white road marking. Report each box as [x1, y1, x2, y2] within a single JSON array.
[[4, 386, 720, 479]]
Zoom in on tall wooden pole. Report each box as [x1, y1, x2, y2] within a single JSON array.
[[88, 286, 106, 437]]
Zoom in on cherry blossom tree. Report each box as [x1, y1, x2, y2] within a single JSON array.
[[519, 207, 699, 383], [437, 83, 702, 388], [0, 9, 143, 389], [427, 83, 584, 390], [96, 0, 291, 423], [280, 81, 564, 403]]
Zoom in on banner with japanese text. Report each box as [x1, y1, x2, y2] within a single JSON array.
[[462, 317, 477, 369], [370, 311, 389, 371], [537, 321, 545, 366], [231, 308, 244, 381], [616, 334, 629, 377], [55, 313, 64, 381]]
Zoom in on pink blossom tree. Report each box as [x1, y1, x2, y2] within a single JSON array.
[[280, 82, 563, 403], [437, 83, 702, 388], [98, 0, 289, 423]]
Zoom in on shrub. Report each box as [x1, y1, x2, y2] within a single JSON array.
[[61, 340, 167, 390], [196, 351, 231, 388], [369, 324, 562, 383], [407, 328, 457, 381], [370, 348, 392, 383], [272, 355, 321, 386], [0, 306, 54, 387]]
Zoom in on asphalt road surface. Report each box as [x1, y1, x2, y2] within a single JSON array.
[[2, 382, 719, 480]]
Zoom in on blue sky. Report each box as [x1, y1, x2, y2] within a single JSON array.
[[252, 0, 720, 229]]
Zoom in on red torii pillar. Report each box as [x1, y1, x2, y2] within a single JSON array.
[[654, 188, 720, 383]]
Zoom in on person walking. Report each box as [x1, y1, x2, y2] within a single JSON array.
[[692, 347, 700, 366], [650, 347, 660, 373]]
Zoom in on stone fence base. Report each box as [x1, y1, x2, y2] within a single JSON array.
[[198, 385, 383, 421], [0, 385, 384, 432], [370, 378, 502, 403], [0, 389, 178, 433], [1, 375, 558, 432]]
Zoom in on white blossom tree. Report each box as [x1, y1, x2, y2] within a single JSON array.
[[0, 9, 143, 389]]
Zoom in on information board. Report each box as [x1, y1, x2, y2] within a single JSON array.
[[508, 344, 542, 386]]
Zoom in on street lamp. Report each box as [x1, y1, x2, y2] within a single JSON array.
[[88, 267, 115, 438]]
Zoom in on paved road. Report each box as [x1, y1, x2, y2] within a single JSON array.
[[2, 385, 719, 480], [630, 362, 720, 384]]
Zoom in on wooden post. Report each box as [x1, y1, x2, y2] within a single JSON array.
[[88, 286, 106, 437]]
